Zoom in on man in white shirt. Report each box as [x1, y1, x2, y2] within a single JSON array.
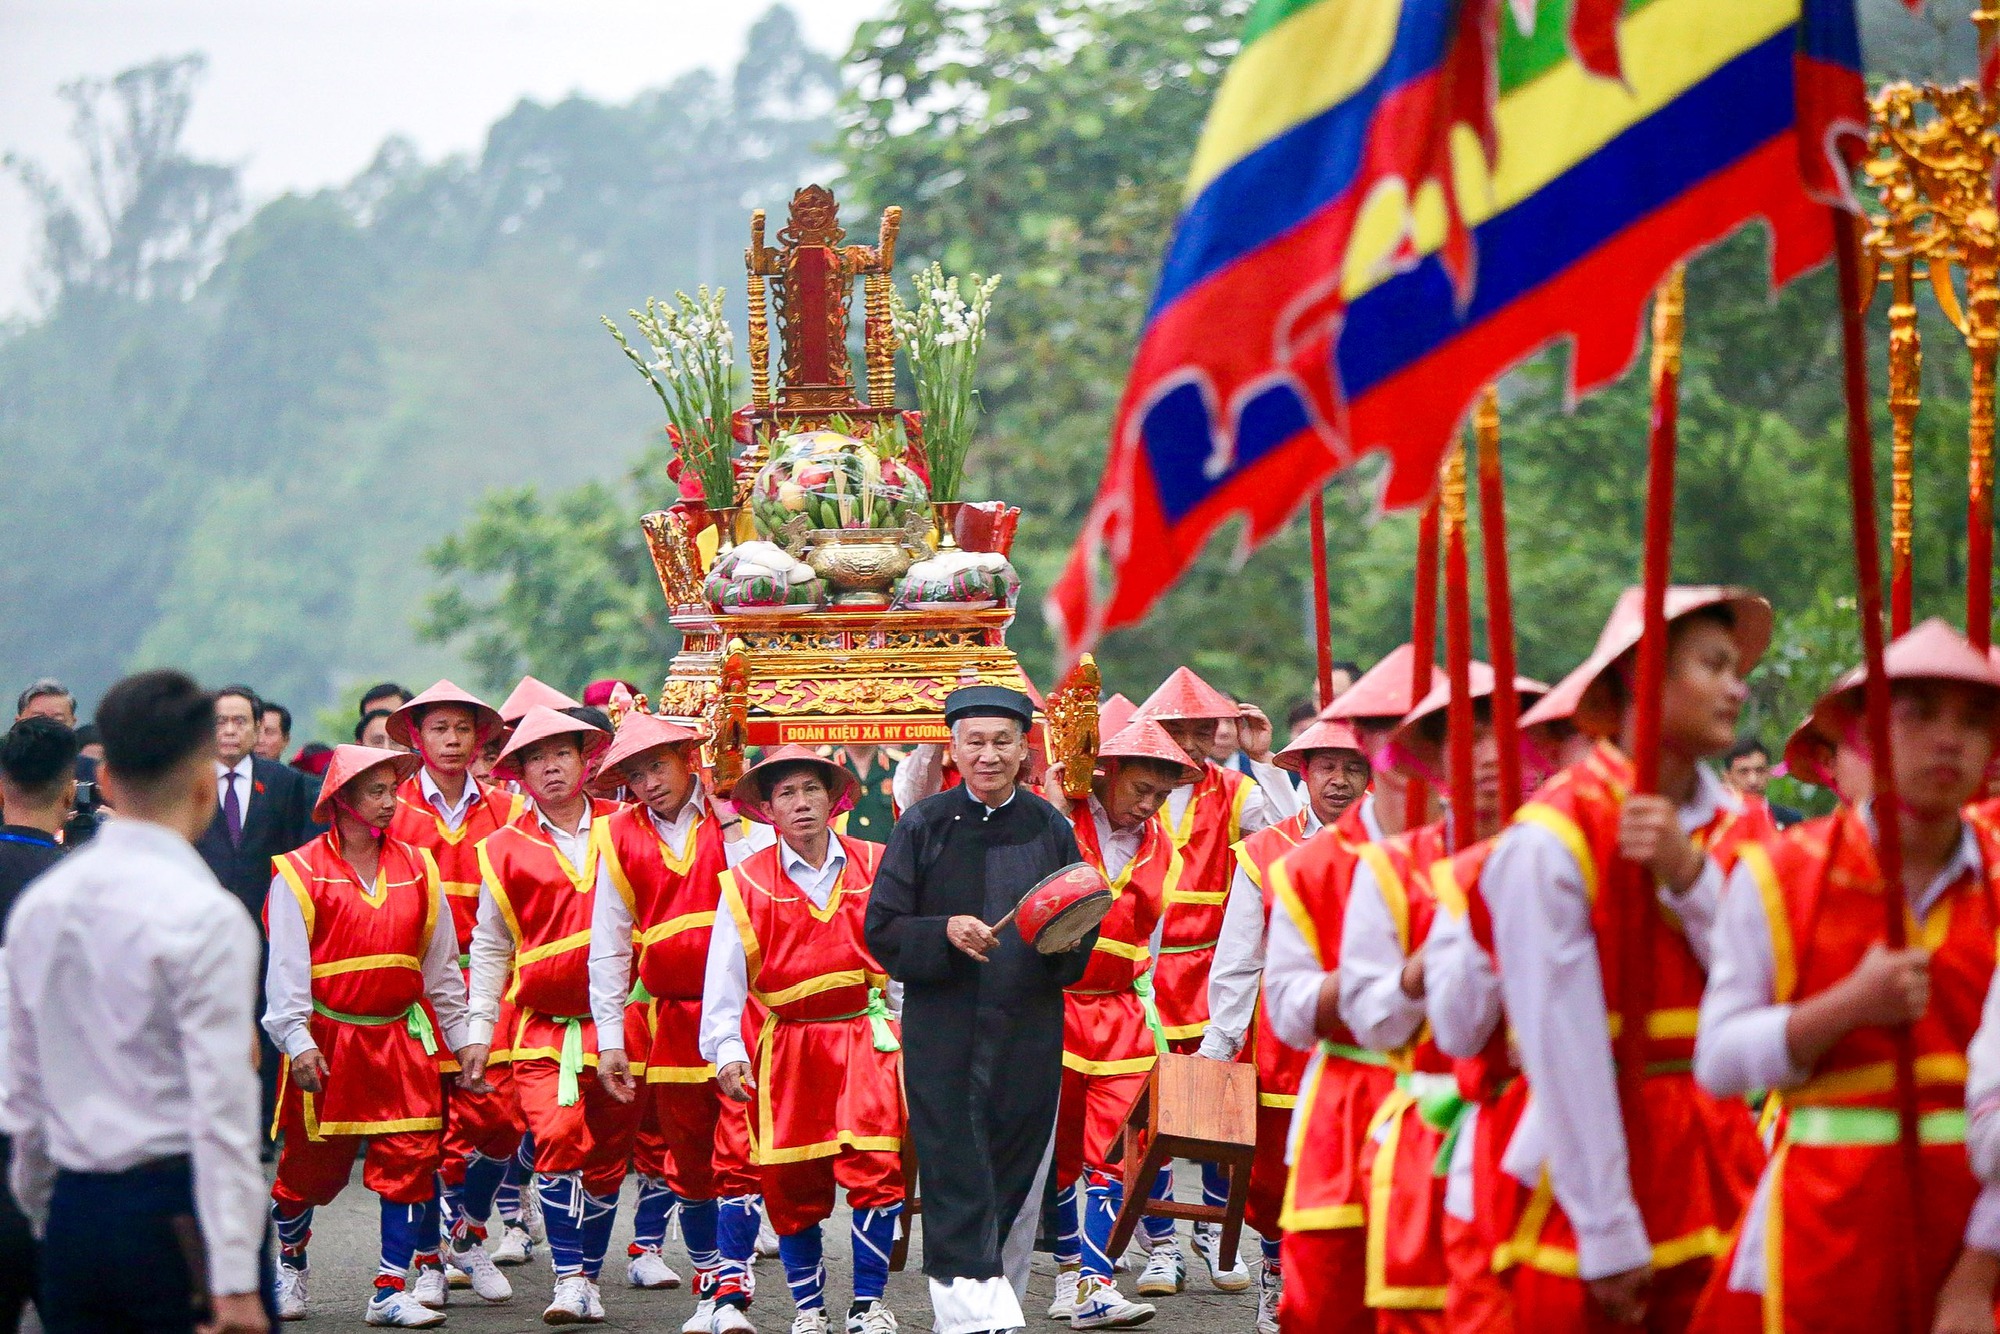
[[3, 670, 268, 1334]]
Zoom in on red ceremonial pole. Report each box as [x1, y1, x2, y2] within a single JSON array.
[[1833, 208, 1924, 1333], [1608, 265, 1686, 1200], [1474, 387, 1524, 819], [1408, 495, 1441, 827], [1311, 492, 1336, 709], [1441, 444, 1478, 852]]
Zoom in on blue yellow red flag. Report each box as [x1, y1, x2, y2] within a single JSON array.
[[1047, 0, 1864, 665]]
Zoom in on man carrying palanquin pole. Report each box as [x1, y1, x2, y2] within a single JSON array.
[[864, 686, 1095, 1334]]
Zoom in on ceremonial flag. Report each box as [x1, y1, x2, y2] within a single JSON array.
[[1047, 0, 1864, 665]]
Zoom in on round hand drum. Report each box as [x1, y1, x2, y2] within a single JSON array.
[[1011, 862, 1113, 954]]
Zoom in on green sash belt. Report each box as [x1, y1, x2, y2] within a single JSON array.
[[458, 953, 471, 970], [1133, 971, 1168, 1055], [311, 999, 437, 1057], [551, 1016, 588, 1108], [1157, 940, 1217, 955], [1321, 1040, 1392, 1068], [865, 987, 901, 1054], [1395, 1071, 1471, 1177], [1786, 1106, 1966, 1147], [629, 979, 655, 1005]]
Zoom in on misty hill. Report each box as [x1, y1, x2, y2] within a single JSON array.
[[0, 7, 836, 716]]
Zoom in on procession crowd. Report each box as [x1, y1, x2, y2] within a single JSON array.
[[2, 581, 1999, 1334]]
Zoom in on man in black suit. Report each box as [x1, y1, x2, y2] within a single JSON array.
[[195, 683, 319, 1138]]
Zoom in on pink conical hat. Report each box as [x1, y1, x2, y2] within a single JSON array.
[[1811, 618, 2000, 740], [499, 676, 582, 725], [1384, 661, 1550, 777], [589, 713, 701, 796], [313, 744, 422, 825], [1096, 718, 1201, 784], [387, 679, 504, 750], [727, 744, 858, 822], [1274, 717, 1367, 775], [494, 705, 611, 780], [1326, 645, 1437, 724], [1523, 586, 1772, 737], [1099, 693, 1137, 736], [1133, 666, 1238, 722]]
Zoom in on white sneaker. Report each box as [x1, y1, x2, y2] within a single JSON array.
[[449, 1238, 512, 1302], [755, 1213, 780, 1261], [790, 1312, 831, 1334], [522, 1187, 547, 1244], [1133, 1246, 1184, 1298], [1191, 1223, 1251, 1293], [1047, 1269, 1080, 1320], [445, 1260, 472, 1290], [1256, 1262, 1281, 1334], [365, 1289, 446, 1328], [583, 1280, 605, 1322], [410, 1266, 449, 1311], [1069, 1277, 1155, 1329], [711, 1302, 756, 1333], [851, 1300, 897, 1334], [680, 1296, 716, 1334], [626, 1246, 681, 1290], [276, 1265, 308, 1321], [491, 1223, 534, 1267], [541, 1276, 593, 1325]]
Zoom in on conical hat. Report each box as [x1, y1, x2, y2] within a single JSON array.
[[728, 743, 859, 823], [1781, 710, 1840, 791], [1525, 586, 1772, 737], [1274, 717, 1366, 774], [1384, 662, 1550, 778], [1096, 719, 1201, 784], [499, 676, 582, 725], [1811, 618, 2000, 740], [589, 713, 700, 796], [313, 744, 422, 825], [1099, 693, 1138, 737], [387, 679, 504, 750], [494, 705, 611, 781], [1133, 666, 1238, 723], [1325, 645, 1436, 724]]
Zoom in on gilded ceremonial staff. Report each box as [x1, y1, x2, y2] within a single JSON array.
[[1406, 494, 1441, 828], [1472, 386, 1524, 820], [1439, 441, 1478, 855]]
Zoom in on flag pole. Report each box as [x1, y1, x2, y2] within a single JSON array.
[[1833, 206, 1924, 1334], [1310, 491, 1336, 709], [1609, 264, 1686, 1200], [1441, 443, 1478, 851], [1408, 495, 1441, 827], [1473, 387, 1524, 819]]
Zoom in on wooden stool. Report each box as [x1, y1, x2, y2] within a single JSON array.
[[1105, 1051, 1258, 1263], [889, 1138, 920, 1272]]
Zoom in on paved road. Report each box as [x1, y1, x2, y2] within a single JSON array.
[[291, 1165, 1266, 1333]]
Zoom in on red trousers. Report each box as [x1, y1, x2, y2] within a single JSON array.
[[654, 1080, 760, 1199], [1277, 1226, 1369, 1334], [273, 1126, 440, 1209], [1513, 1258, 1711, 1334], [1055, 1065, 1148, 1191], [1246, 1102, 1292, 1240], [1445, 1210, 1514, 1333], [633, 1093, 669, 1179], [759, 1149, 903, 1236], [438, 1072, 523, 1186], [513, 1057, 638, 1196]]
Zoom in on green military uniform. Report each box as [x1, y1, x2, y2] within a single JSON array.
[[827, 744, 903, 841]]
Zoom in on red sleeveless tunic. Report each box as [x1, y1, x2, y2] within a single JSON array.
[[388, 774, 521, 954], [1232, 809, 1319, 1106], [1063, 800, 1180, 1077], [1494, 743, 1763, 1280], [1733, 808, 1997, 1332], [1271, 800, 1399, 1235], [477, 798, 620, 1065], [272, 832, 446, 1138], [720, 835, 902, 1166], [1155, 762, 1258, 1041], [594, 801, 732, 1084]]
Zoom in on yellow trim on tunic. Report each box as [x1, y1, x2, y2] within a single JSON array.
[[1737, 841, 1795, 1003], [275, 857, 317, 938], [1356, 843, 1410, 953], [1268, 857, 1322, 966], [1364, 1090, 1447, 1310], [753, 969, 881, 1010], [1762, 1142, 1789, 1334], [1092, 937, 1151, 962], [1062, 1051, 1158, 1078], [515, 929, 592, 968], [310, 953, 421, 979], [639, 911, 718, 945], [1492, 1169, 1732, 1277], [1278, 1055, 1366, 1232], [1790, 1051, 1967, 1102], [1513, 803, 1598, 903]]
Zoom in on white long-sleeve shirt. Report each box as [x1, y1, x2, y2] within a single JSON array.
[[1, 818, 265, 1296], [466, 801, 595, 1047], [588, 796, 772, 1047], [893, 745, 948, 813], [1337, 856, 1432, 1053], [261, 856, 472, 1059], [1485, 764, 1733, 1281], [1164, 763, 1277, 851], [1698, 814, 2000, 1289], [419, 766, 480, 832], [1200, 807, 1322, 1060], [1264, 795, 1385, 1053], [699, 837, 880, 1072]]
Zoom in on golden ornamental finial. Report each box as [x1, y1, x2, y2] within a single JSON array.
[[1649, 264, 1687, 386]]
